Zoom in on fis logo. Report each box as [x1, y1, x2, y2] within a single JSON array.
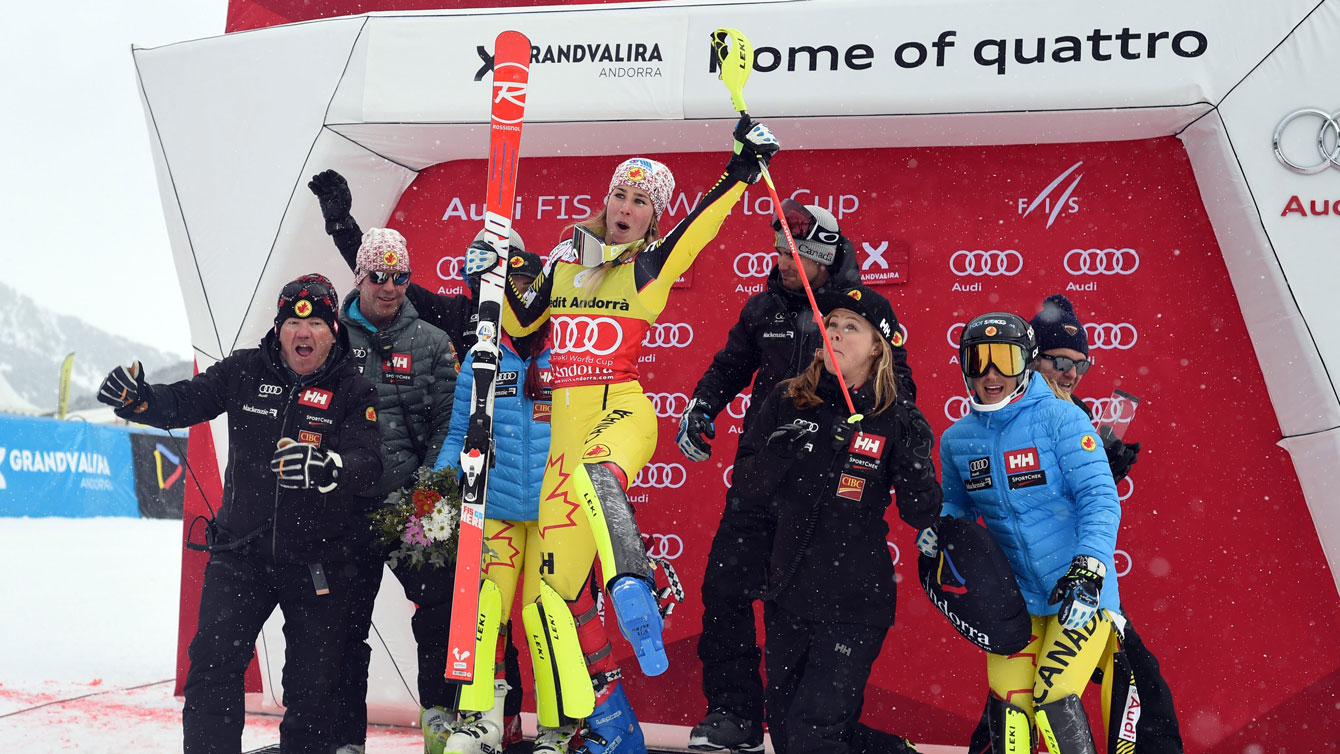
[[849, 432, 885, 459], [299, 388, 333, 409], [836, 473, 865, 501], [1004, 448, 1039, 472], [1019, 161, 1083, 228]]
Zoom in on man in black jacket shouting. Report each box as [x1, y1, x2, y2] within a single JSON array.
[[98, 273, 382, 754], [676, 202, 916, 752]]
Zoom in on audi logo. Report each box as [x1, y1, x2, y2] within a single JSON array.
[[1063, 248, 1140, 276], [1273, 108, 1340, 174], [944, 395, 971, 421], [1113, 549, 1132, 578], [726, 392, 752, 420], [948, 249, 1023, 277], [632, 463, 687, 489], [642, 322, 694, 349], [1117, 475, 1134, 503], [1085, 396, 1139, 425], [723, 464, 733, 489], [734, 252, 774, 278], [551, 315, 624, 356], [648, 392, 691, 419], [946, 322, 965, 349], [641, 533, 684, 560], [437, 255, 465, 281], [258, 383, 283, 396], [885, 541, 903, 567], [1085, 323, 1138, 350]]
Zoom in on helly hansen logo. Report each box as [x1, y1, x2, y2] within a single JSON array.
[[849, 432, 885, 459], [836, 474, 865, 501], [1004, 447, 1039, 472], [835, 643, 852, 656], [298, 388, 333, 409], [384, 353, 412, 373]]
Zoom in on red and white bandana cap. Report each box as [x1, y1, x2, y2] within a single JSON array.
[[608, 157, 675, 220], [354, 227, 411, 285]]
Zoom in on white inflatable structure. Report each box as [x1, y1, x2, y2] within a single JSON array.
[[134, 0, 1340, 747]]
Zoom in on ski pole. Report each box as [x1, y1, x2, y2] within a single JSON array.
[[711, 28, 861, 420]]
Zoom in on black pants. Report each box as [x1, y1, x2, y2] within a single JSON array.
[[966, 617, 1183, 754], [183, 551, 351, 754], [763, 604, 887, 754], [334, 546, 524, 744], [696, 486, 775, 725]]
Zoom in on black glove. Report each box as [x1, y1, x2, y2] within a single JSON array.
[[1048, 555, 1106, 630], [1105, 437, 1141, 483], [307, 169, 354, 233], [766, 418, 818, 459], [270, 439, 343, 493], [97, 361, 149, 412], [675, 398, 715, 462], [727, 115, 781, 184]]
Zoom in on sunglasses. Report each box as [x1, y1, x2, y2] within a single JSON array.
[[1037, 353, 1091, 375], [964, 343, 1029, 378], [771, 199, 841, 245], [368, 270, 411, 286]]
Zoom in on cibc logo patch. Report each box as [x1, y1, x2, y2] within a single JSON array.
[[836, 474, 865, 501], [298, 430, 322, 447]]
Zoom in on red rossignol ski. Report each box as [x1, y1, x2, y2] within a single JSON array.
[[446, 29, 531, 684]]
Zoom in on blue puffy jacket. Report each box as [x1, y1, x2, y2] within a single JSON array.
[[939, 376, 1121, 615], [436, 339, 552, 522]]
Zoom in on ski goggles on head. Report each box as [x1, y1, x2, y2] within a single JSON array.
[[1037, 353, 1091, 375], [964, 343, 1029, 378], [367, 270, 412, 286], [771, 200, 842, 245]]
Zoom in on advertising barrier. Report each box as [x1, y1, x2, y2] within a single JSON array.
[[0, 414, 138, 517]]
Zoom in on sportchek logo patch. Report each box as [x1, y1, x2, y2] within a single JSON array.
[[298, 430, 322, 447], [1004, 447, 1040, 473], [849, 432, 885, 459], [1008, 470, 1048, 490], [299, 388, 333, 410], [836, 473, 865, 501]]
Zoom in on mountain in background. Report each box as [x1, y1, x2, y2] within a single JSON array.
[[0, 281, 193, 413]]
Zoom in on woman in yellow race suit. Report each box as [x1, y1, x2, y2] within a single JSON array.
[[463, 115, 779, 754]]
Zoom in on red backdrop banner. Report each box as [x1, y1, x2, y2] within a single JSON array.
[[381, 137, 1339, 750]]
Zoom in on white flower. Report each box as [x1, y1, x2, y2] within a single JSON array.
[[421, 506, 459, 543]]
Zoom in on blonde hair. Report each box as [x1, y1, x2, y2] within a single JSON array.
[[781, 314, 899, 417], [1031, 368, 1072, 400], [565, 201, 662, 292]]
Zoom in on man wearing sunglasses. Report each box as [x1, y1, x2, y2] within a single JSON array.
[[960, 294, 1182, 754], [330, 226, 465, 754]]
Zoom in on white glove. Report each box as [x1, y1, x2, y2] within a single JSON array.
[[271, 439, 343, 493], [916, 526, 939, 558], [464, 240, 499, 276]]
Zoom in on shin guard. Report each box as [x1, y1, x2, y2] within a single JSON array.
[[523, 581, 596, 726], [460, 579, 504, 712], [988, 695, 1033, 754], [1036, 694, 1098, 754]]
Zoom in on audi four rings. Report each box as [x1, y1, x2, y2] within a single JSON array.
[[1063, 248, 1140, 275], [733, 251, 774, 278], [946, 322, 965, 348], [943, 395, 971, 421], [640, 533, 684, 560], [633, 463, 687, 489], [642, 322, 694, 348], [437, 255, 465, 281], [1273, 107, 1340, 174], [949, 249, 1024, 276], [1084, 322, 1138, 350], [551, 315, 624, 355], [648, 392, 691, 418], [726, 393, 752, 419]]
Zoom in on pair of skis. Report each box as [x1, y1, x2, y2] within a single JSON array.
[[446, 30, 532, 685]]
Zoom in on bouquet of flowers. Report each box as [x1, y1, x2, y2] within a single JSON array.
[[369, 466, 462, 569]]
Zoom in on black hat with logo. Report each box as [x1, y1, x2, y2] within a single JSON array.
[[274, 273, 340, 333], [814, 285, 904, 349], [918, 516, 1031, 654], [1030, 293, 1089, 357]]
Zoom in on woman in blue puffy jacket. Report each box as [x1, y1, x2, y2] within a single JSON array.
[[435, 251, 567, 754], [921, 311, 1120, 754]]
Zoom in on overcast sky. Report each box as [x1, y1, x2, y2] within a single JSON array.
[[1, 1, 227, 360]]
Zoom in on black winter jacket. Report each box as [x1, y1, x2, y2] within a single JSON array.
[[330, 219, 478, 364], [340, 291, 457, 503], [689, 251, 914, 438], [734, 373, 941, 626], [119, 330, 382, 563]]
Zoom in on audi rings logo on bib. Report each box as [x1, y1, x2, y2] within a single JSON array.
[[734, 252, 774, 278], [633, 463, 687, 489], [437, 255, 466, 281], [949, 249, 1023, 277], [648, 392, 690, 419], [1085, 322, 1139, 350], [551, 316, 624, 356], [641, 532, 684, 560], [1064, 248, 1140, 276], [642, 322, 693, 349], [1273, 108, 1340, 174], [944, 395, 971, 421]]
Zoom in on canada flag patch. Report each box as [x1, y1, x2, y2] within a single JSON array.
[[298, 388, 333, 409], [836, 474, 866, 501]]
